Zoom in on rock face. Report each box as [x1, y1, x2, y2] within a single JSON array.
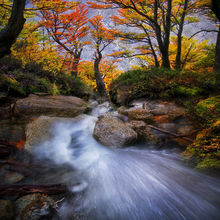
[[14, 95, 86, 118], [25, 116, 80, 150], [15, 193, 55, 220], [93, 114, 137, 147]]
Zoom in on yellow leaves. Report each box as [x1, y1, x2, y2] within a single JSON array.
[[78, 60, 122, 90]]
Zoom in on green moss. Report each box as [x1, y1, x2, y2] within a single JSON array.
[[196, 158, 220, 169], [195, 96, 220, 125], [0, 75, 26, 96], [183, 121, 220, 170], [174, 86, 202, 97], [50, 83, 60, 95], [0, 56, 91, 99]]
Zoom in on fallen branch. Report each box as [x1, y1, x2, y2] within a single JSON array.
[[0, 184, 68, 196], [148, 125, 194, 143]]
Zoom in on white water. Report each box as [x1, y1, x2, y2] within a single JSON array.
[[32, 105, 220, 220]]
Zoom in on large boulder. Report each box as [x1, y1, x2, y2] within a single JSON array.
[[93, 114, 137, 147], [126, 120, 158, 144], [14, 95, 86, 118], [25, 116, 80, 150]]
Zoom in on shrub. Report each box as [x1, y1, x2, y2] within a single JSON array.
[[0, 56, 91, 98], [183, 121, 220, 170]]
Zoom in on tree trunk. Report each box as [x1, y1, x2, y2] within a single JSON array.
[[94, 51, 108, 99], [162, 0, 172, 69], [0, 0, 26, 59], [211, 0, 220, 84], [154, 0, 172, 69], [175, 0, 189, 70], [215, 27, 220, 84], [71, 59, 79, 78]]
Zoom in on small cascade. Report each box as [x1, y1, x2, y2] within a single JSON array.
[[31, 103, 220, 220]]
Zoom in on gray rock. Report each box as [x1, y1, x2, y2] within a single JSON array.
[[4, 171, 24, 184], [15, 193, 55, 220], [127, 120, 158, 144], [14, 95, 86, 118], [25, 116, 81, 150], [119, 108, 154, 123], [93, 113, 137, 147]]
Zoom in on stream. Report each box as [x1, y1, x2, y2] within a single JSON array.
[[30, 103, 220, 220]]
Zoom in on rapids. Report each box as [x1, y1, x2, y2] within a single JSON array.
[[32, 103, 220, 220]]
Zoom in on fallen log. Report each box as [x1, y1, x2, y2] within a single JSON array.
[[0, 159, 32, 168], [0, 184, 68, 196], [148, 125, 194, 143], [0, 140, 17, 148]]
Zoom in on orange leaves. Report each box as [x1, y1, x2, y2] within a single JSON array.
[[89, 15, 118, 48], [16, 139, 25, 150], [39, 1, 90, 59]]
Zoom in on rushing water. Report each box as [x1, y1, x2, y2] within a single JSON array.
[[32, 104, 220, 220]]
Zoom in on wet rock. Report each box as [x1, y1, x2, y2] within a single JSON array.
[[0, 106, 11, 119], [127, 121, 158, 144], [0, 119, 26, 143], [93, 113, 137, 147], [119, 108, 154, 123], [177, 125, 195, 136], [0, 200, 14, 220], [118, 106, 128, 115], [25, 116, 80, 150], [131, 100, 185, 121], [4, 171, 24, 184], [15, 193, 55, 220], [153, 115, 169, 124], [14, 95, 86, 118], [159, 123, 177, 133]]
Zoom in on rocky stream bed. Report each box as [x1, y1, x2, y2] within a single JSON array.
[[0, 95, 220, 220]]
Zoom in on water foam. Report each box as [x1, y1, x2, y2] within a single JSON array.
[[32, 112, 220, 220]]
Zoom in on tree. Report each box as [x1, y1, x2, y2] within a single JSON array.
[[0, 0, 26, 58], [91, 0, 204, 70], [211, 0, 220, 82], [89, 15, 117, 99], [38, 1, 90, 77], [173, 0, 189, 69], [78, 59, 122, 90], [90, 0, 173, 68], [111, 10, 160, 67]]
